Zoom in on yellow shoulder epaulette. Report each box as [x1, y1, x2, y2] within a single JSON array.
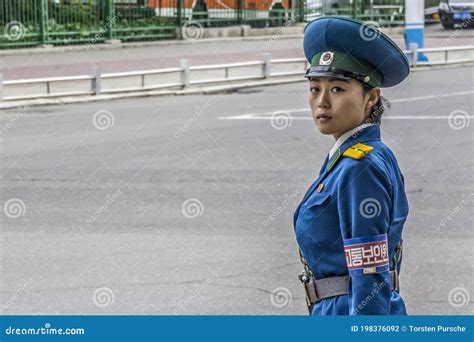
[[342, 143, 374, 160]]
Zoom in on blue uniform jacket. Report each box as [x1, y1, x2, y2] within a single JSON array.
[[294, 124, 408, 315]]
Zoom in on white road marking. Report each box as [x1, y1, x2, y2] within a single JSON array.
[[390, 90, 474, 103], [218, 90, 474, 121], [220, 115, 474, 120]]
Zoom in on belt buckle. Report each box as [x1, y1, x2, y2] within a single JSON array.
[[298, 271, 310, 284], [298, 271, 319, 305]]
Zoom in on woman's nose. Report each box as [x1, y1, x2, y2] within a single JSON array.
[[317, 90, 330, 108]]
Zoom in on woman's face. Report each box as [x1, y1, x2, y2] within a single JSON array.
[[308, 77, 379, 140]]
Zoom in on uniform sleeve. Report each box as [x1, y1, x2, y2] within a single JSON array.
[[337, 159, 392, 315]]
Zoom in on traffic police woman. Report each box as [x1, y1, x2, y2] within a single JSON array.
[[293, 16, 410, 315]]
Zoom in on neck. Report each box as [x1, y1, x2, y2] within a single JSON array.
[[332, 126, 357, 141], [333, 116, 372, 141]]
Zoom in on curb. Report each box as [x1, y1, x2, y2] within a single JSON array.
[[0, 35, 305, 57], [1, 32, 469, 57], [0, 26, 405, 57]]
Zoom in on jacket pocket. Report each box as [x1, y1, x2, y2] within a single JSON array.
[[303, 191, 331, 209]]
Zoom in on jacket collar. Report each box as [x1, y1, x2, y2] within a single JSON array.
[[329, 123, 376, 160], [325, 124, 381, 173]]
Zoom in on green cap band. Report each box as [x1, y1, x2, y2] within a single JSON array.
[[309, 51, 383, 88]]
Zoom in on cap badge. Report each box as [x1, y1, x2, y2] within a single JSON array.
[[319, 51, 334, 66]]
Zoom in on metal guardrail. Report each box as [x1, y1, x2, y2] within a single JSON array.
[[1, 45, 473, 102], [405, 44, 474, 67]]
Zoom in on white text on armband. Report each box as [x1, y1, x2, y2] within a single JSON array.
[[343, 234, 389, 275]]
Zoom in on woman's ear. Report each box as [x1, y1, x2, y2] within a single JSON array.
[[366, 87, 381, 110]]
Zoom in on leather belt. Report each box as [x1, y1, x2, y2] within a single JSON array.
[[298, 270, 400, 307]]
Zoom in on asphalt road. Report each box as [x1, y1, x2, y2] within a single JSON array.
[[0, 65, 473, 315]]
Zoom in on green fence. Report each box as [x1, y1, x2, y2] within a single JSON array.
[[0, 0, 177, 48], [0, 0, 405, 49]]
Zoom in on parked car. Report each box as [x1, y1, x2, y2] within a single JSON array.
[[438, 0, 474, 29]]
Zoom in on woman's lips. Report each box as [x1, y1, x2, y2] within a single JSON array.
[[316, 114, 332, 123]]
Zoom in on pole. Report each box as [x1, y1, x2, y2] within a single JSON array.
[[237, 0, 244, 25], [405, 0, 428, 62], [177, 0, 184, 27], [105, 0, 115, 40], [38, 0, 48, 45]]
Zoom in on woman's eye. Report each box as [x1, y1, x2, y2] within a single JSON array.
[[310, 87, 319, 93], [331, 87, 345, 93]]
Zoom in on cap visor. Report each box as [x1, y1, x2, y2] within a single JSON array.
[[305, 70, 353, 81]]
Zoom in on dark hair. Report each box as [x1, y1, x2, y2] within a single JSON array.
[[362, 83, 391, 124]]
